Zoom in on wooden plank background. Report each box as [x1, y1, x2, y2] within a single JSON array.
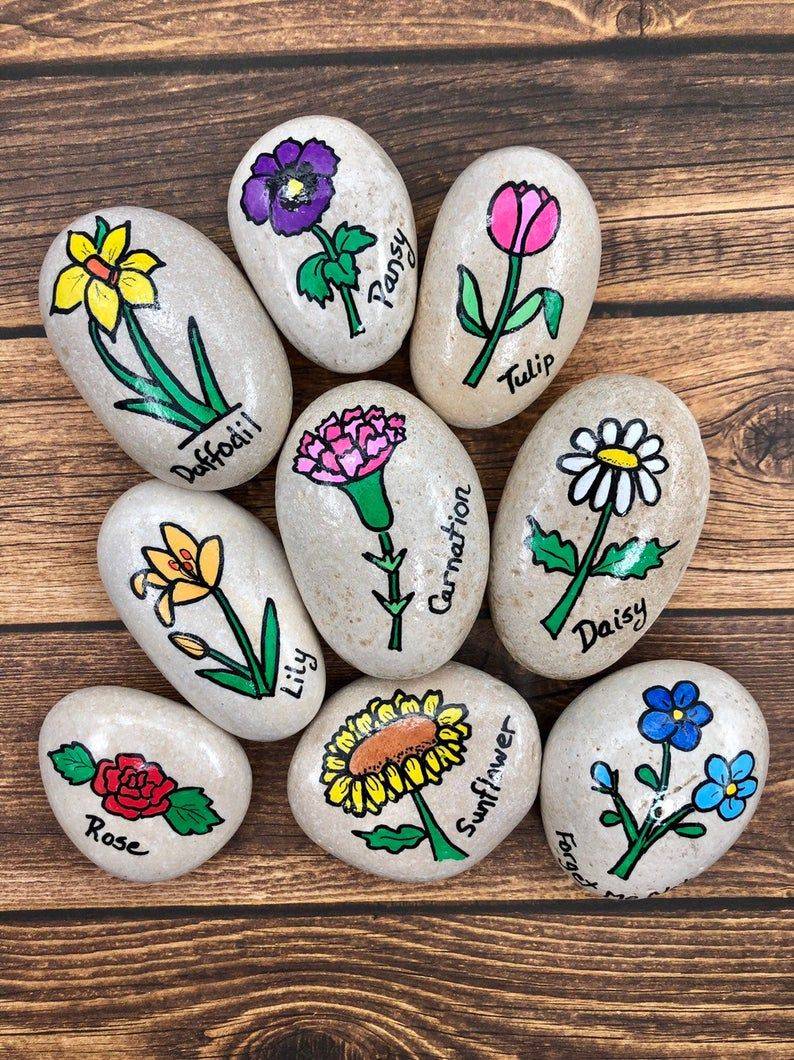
[[0, 6, 792, 1056]]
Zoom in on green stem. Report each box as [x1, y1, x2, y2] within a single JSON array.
[[608, 743, 674, 881], [88, 320, 180, 406], [311, 224, 364, 338], [213, 588, 267, 697], [411, 790, 468, 862], [463, 252, 522, 388], [206, 647, 250, 674], [541, 502, 614, 639], [365, 530, 413, 652]]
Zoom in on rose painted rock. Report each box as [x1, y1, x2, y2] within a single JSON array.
[[275, 381, 488, 679], [411, 147, 600, 429], [541, 661, 768, 899], [40, 207, 291, 489], [490, 374, 709, 680], [98, 480, 325, 741], [289, 663, 541, 881], [39, 686, 251, 882], [228, 115, 417, 373]]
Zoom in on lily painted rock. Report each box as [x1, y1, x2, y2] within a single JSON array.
[[541, 661, 768, 899], [411, 147, 600, 428], [490, 374, 709, 680], [40, 207, 292, 489], [289, 663, 541, 881], [228, 115, 417, 373], [98, 480, 325, 741], [275, 381, 489, 679], [39, 686, 251, 882]]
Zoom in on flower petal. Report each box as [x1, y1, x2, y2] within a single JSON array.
[[161, 523, 199, 563], [642, 456, 669, 475], [670, 719, 701, 752], [142, 547, 185, 582], [101, 222, 131, 265], [693, 779, 724, 811], [638, 709, 676, 743], [171, 582, 211, 605], [118, 268, 158, 307], [51, 264, 89, 312], [718, 796, 746, 821], [590, 761, 613, 790], [274, 138, 302, 166], [592, 467, 613, 510], [296, 138, 340, 176], [642, 685, 674, 712], [86, 279, 121, 334], [130, 570, 149, 598], [570, 463, 600, 503], [118, 250, 163, 274], [637, 435, 662, 458], [614, 469, 635, 516], [155, 590, 174, 627], [705, 754, 730, 785], [636, 467, 661, 506], [557, 454, 596, 474], [621, 418, 647, 450], [730, 750, 755, 781], [672, 680, 699, 709], [685, 702, 713, 727], [241, 174, 272, 225], [67, 231, 96, 263], [599, 418, 620, 446], [197, 535, 223, 588], [571, 428, 598, 454]]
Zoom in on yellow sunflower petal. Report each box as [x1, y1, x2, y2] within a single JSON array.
[[355, 713, 374, 737], [119, 249, 163, 274], [334, 731, 355, 754], [155, 590, 175, 627], [364, 775, 387, 807], [51, 264, 89, 312], [197, 535, 223, 588], [383, 763, 404, 795], [118, 268, 157, 307], [86, 279, 121, 334], [376, 702, 397, 723], [142, 547, 184, 582], [399, 696, 421, 715], [436, 745, 461, 765], [100, 222, 130, 265], [438, 727, 461, 742], [438, 706, 464, 726], [67, 231, 96, 264], [326, 776, 351, 805], [421, 692, 441, 716], [404, 756, 425, 786], [171, 582, 211, 605], [323, 756, 347, 774], [161, 523, 199, 564], [350, 780, 365, 815], [424, 750, 441, 773]]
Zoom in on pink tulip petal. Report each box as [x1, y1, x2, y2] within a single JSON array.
[[522, 196, 560, 254], [487, 183, 521, 253]]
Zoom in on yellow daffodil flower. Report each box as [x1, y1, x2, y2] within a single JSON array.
[[131, 523, 223, 627]]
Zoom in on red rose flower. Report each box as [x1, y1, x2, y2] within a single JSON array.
[[90, 753, 177, 821]]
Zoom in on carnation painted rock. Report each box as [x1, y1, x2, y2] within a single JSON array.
[[490, 374, 709, 680], [40, 207, 291, 489], [289, 663, 541, 881], [541, 661, 768, 899], [411, 147, 600, 428], [229, 115, 417, 373], [98, 480, 325, 741], [39, 686, 251, 882], [275, 381, 488, 678]]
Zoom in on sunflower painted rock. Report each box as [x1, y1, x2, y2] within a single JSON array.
[[40, 207, 292, 489], [275, 381, 489, 679], [541, 660, 768, 899], [228, 115, 417, 373], [39, 686, 251, 882], [288, 663, 541, 881], [98, 480, 325, 741], [490, 374, 709, 680], [410, 147, 600, 429]]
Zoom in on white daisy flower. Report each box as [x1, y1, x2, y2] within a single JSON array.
[[556, 417, 669, 516]]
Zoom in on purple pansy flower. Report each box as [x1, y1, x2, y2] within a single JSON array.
[[638, 680, 713, 752], [241, 137, 339, 236], [693, 751, 757, 821]]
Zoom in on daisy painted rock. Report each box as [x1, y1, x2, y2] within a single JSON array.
[[40, 686, 251, 882], [40, 207, 292, 489], [98, 481, 325, 741], [229, 115, 417, 373], [411, 147, 600, 429], [288, 663, 541, 881], [490, 373, 709, 679], [275, 381, 489, 679], [541, 661, 768, 899]]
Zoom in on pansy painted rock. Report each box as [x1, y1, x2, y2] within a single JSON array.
[[275, 381, 489, 678], [490, 374, 709, 679], [288, 663, 541, 881], [410, 147, 600, 428], [228, 115, 417, 373], [98, 480, 325, 741], [39, 686, 251, 882], [541, 661, 768, 898], [40, 207, 292, 489]]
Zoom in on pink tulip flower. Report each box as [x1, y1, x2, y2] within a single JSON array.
[[487, 181, 561, 257]]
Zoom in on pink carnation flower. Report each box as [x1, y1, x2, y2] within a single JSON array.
[[294, 405, 407, 485]]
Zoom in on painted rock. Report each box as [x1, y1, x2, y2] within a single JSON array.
[[490, 374, 709, 680], [40, 206, 291, 489], [411, 147, 600, 429], [98, 480, 326, 741], [228, 115, 417, 373], [275, 381, 489, 679], [541, 661, 768, 899], [288, 663, 541, 881], [39, 686, 251, 882]]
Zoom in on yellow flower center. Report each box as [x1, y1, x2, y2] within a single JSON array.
[[672, 708, 685, 721], [596, 446, 640, 469], [348, 716, 438, 776], [284, 177, 305, 199], [725, 782, 738, 797]]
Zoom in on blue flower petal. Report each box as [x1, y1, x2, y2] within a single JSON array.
[[591, 761, 613, 790], [642, 685, 673, 712], [638, 709, 676, 743], [730, 750, 755, 781], [670, 719, 701, 752], [718, 796, 746, 821], [686, 702, 713, 727], [693, 780, 724, 811], [672, 680, 699, 710], [705, 754, 730, 785], [736, 778, 758, 799]]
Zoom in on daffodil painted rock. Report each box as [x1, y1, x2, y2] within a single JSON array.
[[40, 207, 292, 489], [410, 147, 600, 429], [228, 115, 417, 373], [541, 660, 768, 899], [40, 686, 251, 882], [490, 374, 709, 680], [98, 480, 325, 741], [288, 663, 541, 881], [275, 381, 489, 679]]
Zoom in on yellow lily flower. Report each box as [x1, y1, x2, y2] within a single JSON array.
[[50, 218, 163, 336], [131, 522, 223, 627]]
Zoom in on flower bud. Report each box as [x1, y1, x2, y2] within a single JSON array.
[[168, 632, 209, 659]]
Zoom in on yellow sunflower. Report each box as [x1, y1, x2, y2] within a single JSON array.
[[131, 522, 223, 627], [321, 690, 470, 817]]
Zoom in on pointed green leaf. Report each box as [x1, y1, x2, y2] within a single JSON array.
[[351, 824, 427, 853], [94, 215, 110, 249], [48, 742, 97, 785], [541, 288, 564, 338], [599, 810, 622, 827], [524, 517, 578, 575], [164, 787, 224, 836], [187, 316, 230, 415], [333, 222, 377, 254], [456, 264, 487, 338], [324, 251, 358, 288], [260, 598, 281, 694], [372, 590, 415, 617], [88, 319, 169, 402], [674, 822, 707, 838], [195, 667, 259, 698], [114, 397, 203, 432], [592, 537, 679, 579], [296, 252, 333, 305], [503, 290, 543, 334], [635, 764, 661, 790]]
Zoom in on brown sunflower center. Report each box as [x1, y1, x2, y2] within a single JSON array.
[[348, 715, 438, 776]]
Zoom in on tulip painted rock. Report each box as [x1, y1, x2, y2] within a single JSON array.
[[288, 663, 541, 881], [229, 115, 417, 373], [490, 374, 709, 680], [39, 686, 251, 882], [541, 661, 768, 899], [276, 381, 488, 678], [411, 147, 600, 428], [40, 207, 292, 489], [98, 480, 325, 741]]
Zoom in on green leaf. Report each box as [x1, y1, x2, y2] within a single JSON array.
[[351, 824, 427, 853], [503, 290, 543, 334], [456, 264, 487, 338], [674, 822, 707, 838], [542, 288, 564, 339], [524, 517, 578, 575], [195, 667, 259, 698], [296, 252, 332, 305], [48, 742, 97, 785], [93, 215, 110, 249], [260, 598, 281, 694], [114, 397, 203, 433], [599, 810, 622, 827], [324, 251, 358, 288], [333, 222, 377, 254], [592, 537, 679, 579], [187, 316, 230, 416], [164, 787, 224, 836], [635, 764, 661, 790]]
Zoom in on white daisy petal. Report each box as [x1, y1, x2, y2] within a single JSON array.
[[642, 455, 669, 474], [614, 470, 635, 515], [637, 435, 662, 458], [571, 463, 601, 502], [571, 428, 598, 454], [637, 467, 661, 505], [599, 418, 620, 445], [622, 419, 647, 450], [593, 468, 614, 510], [558, 454, 597, 474]]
